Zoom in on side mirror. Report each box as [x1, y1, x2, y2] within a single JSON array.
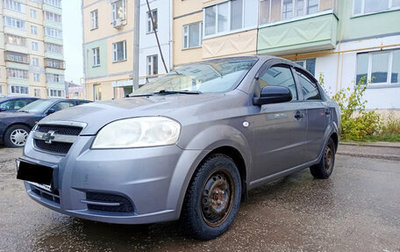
[[46, 108, 56, 115], [0, 108, 5, 112], [253, 86, 292, 106]]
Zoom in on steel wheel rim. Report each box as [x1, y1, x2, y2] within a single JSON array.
[[201, 169, 235, 227], [10, 129, 28, 146], [324, 145, 334, 172]]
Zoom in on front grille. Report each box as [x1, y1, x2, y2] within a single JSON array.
[[86, 192, 135, 213], [34, 140, 73, 154], [36, 125, 82, 136], [31, 185, 60, 204]]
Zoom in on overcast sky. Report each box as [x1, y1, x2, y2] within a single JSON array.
[[62, 0, 84, 85]]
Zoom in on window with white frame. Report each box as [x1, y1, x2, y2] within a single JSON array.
[[183, 22, 203, 49], [45, 43, 63, 54], [46, 73, 64, 83], [295, 58, 316, 76], [112, 41, 126, 62], [4, 16, 26, 29], [6, 34, 26, 46], [353, 0, 400, 15], [33, 73, 40, 82], [90, 10, 98, 29], [204, 0, 258, 37], [146, 55, 158, 75], [111, 0, 125, 21], [356, 50, 400, 85], [49, 89, 64, 97], [45, 27, 63, 39], [34, 88, 40, 97], [32, 57, 39, 66], [45, 11, 62, 23], [4, 0, 26, 13], [44, 0, 61, 8], [30, 9, 37, 18], [92, 47, 100, 66], [282, 0, 319, 20], [7, 68, 28, 79], [11, 85, 29, 94], [31, 25, 38, 35], [93, 84, 102, 101], [32, 41, 38, 51], [147, 9, 158, 33]]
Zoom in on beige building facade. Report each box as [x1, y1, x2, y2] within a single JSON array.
[[0, 0, 65, 98]]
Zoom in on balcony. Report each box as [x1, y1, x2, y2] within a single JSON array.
[[4, 51, 30, 64], [257, 0, 338, 55], [44, 58, 65, 70]]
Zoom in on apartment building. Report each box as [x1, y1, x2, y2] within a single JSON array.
[[82, 0, 172, 101], [173, 0, 400, 109], [0, 0, 66, 98]]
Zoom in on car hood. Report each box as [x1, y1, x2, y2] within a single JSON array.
[[40, 93, 242, 135], [0, 111, 37, 119]]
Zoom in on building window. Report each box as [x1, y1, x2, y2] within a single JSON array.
[[45, 11, 62, 23], [147, 9, 158, 33], [90, 10, 98, 29], [92, 47, 100, 66], [4, 16, 26, 29], [93, 84, 102, 101], [49, 89, 64, 97], [34, 88, 40, 97], [146, 55, 158, 75], [204, 0, 257, 37], [45, 59, 65, 69], [5, 52, 29, 64], [353, 0, 400, 15], [31, 25, 38, 35], [46, 73, 64, 83], [45, 43, 63, 54], [183, 22, 202, 49], [33, 73, 40, 82], [32, 57, 39, 66], [7, 68, 28, 79], [356, 50, 400, 85], [295, 58, 316, 76], [45, 27, 63, 39], [32, 41, 38, 51], [4, 0, 25, 13], [0, 85, 2, 94], [30, 9, 37, 18], [112, 41, 127, 62], [43, 0, 61, 8], [111, 0, 125, 21], [6, 34, 26, 46], [11, 86, 29, 94], [282, 0, 319, 20]]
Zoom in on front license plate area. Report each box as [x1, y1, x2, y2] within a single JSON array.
[[17, 161, 53, 186]]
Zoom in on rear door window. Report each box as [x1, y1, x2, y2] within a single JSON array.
[[296, 69, 321, 100]]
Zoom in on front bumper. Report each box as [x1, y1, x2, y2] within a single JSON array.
[[21, 133, 204, 224]]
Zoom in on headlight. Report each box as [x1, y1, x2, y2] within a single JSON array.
[[92, 117, 181, 149]]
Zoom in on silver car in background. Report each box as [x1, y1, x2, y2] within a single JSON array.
[[17, 56, 340, 240]]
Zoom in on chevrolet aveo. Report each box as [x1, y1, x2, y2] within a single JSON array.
[[17, 56, 340, 240]]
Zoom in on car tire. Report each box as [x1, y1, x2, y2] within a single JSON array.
[[310, 138, 336, 179], [4, 124, 31, 148], [181, 154, 242, 240]]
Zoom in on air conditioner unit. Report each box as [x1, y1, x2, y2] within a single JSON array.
[[113, 18, 122, 28]]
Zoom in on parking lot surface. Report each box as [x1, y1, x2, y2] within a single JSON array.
[[0, 147, 399, 252]]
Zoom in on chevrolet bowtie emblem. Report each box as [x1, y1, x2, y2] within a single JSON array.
[[42, 130, 56, 144]]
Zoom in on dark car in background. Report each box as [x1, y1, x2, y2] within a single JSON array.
[[0, 99, 90, 148], [0, 97, 39, 112]]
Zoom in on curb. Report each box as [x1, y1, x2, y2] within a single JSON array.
[[337, 151, 400, 161], [340, 142, 400, 149]]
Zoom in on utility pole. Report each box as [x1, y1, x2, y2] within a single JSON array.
[[132, 0, 140, 91]]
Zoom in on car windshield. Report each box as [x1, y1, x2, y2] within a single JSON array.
[[133, 58, 257, 95], [18, 99, 53, 113]]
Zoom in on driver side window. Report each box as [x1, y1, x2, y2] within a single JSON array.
[[256, 65, 298, 101], [49, 101, 74, 113]]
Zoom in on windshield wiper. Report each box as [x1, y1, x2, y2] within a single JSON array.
[[154, 90, 202, 95], [18, 110, 29, 113]]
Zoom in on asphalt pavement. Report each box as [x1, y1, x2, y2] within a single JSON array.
[[0, 145, 399, 252]]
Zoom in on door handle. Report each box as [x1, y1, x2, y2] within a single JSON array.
[[325, 109, 331, 115], [294, 111, 304, 120]]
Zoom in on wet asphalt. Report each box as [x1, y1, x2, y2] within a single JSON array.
[[0, 147, 400, 252]]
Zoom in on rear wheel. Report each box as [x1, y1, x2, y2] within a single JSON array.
[[310, 138, 336, 179], [4, 124, 30, 148], [181, 154, 241, 240]]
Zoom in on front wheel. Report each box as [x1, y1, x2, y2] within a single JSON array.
[[4, 124, 30, 148], [181, 154, 242, 240], [310, 138, 336, 179]]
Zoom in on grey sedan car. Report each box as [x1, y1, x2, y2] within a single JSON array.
[[17, 56, 340, 240]]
